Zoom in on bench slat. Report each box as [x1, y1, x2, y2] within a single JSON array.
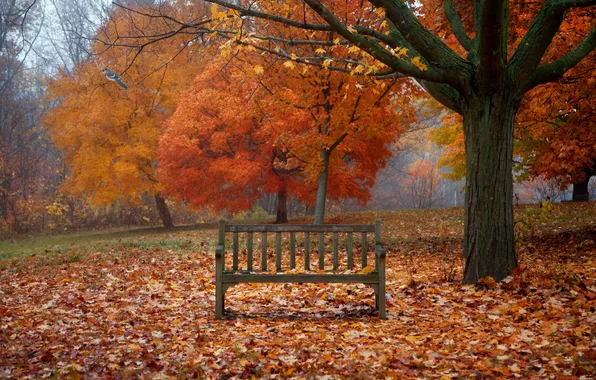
[[333, 232, 339, 270], [318, 233, 325, 270], [222, 273, 379, 284], [233, 232, 239, 271], [347, 232, 353, 269], [247, 232, 253, 271], [276, 232, 282, 271], [290, 232, 296, 269], [227, 224, 375, 232], [261, 232, 267, 271], [361, 232, 367, 268], [304, 232, 310, 270]]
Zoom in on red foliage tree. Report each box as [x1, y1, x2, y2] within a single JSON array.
[[159, 48, 415, 222]]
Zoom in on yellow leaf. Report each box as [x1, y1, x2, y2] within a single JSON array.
[[351, 65, 365, 74], [347, 46, 360, 54], [375, 8, 386, 17], [71, 363, 84, 372], [380, 20, 387, 29], [411, 56, 428, 71], [394, 47, 408, 58], [253, 65, 264, 75], [315, 48, 326, 54], [210, 3, 227, 21], [128, 343, 142, 352], [290, 53, 297, 60], [283, 61, 296, 69], [333, 37, 341, 45], [239, 358, 248, 367], [322, 59, 333, 68], [358, 265, 374, 274]]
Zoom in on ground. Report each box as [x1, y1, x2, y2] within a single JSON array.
[[1, 203, 595, 379]]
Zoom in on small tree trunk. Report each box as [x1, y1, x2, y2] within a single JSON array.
[[274, 186, 288, 224], [313, 149, 330, 225], [572, 167, 594, 201], [462, 94, 519, 284], [155, 193, 174, 228]]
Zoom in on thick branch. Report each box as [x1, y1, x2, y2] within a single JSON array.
[[301, 0, 458, 85], [418, 81, 463, 114], [369, 0, 468, 71], [531, 29, 596, 87], [443, 0, 472, 51], [476, 0, 508, 87], [509, 0, 595, 88]]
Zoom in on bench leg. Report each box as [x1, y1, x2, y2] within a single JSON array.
[[378, 256, 387, 319], [215, 282, 224, 319], [377, 286, 386, 319]]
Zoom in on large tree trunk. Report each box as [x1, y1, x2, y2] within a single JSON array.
[[155, 193, 174, 228], [462, 94, 519, 284], [274, 186, 288, 224], [313, 149, 330, 225], [572, 166, 594, 201]]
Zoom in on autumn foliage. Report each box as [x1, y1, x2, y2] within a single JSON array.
[[423, 2, 596, 189], [43, 3, 210, 225], [2, 204, 596, 377], [159, 18, 418, 221]]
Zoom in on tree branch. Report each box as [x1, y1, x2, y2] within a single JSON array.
[[532, 29, 596, 87], [476, 0, 508, 87], [443, 0, 472, 51], [509, 0, 595, 88], [301, 0, 459, 85], [204, 0, 396, 44], [418, 81, 463, 114], [369, 0, 469, 71]]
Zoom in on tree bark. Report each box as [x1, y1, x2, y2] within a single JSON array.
[[462, 93, 519, 284], [155, 193, 174, 228], [313, 149, 330, 225], [572, 167, 594, 201], [274, 186, 288, 224]]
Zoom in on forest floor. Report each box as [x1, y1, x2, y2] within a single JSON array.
[[1, 202, 595, 379]]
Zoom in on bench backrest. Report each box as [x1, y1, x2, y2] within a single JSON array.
[[218, 219, 381, 272]]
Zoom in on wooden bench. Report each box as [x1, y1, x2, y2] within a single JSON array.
[[215, 219, 386, 319]]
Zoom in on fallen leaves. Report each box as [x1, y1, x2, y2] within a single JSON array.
[[1, 204, 595, 378]]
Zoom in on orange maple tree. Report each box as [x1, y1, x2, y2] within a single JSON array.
[[44, 2, 210, 227], [159, 40, 417, 222]]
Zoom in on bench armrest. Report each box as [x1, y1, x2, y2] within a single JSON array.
[[375, 244, 386, 259], [215, 245, 225, 258]]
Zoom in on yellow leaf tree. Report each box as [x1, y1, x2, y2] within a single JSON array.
[[44, 2, 210, 227]]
